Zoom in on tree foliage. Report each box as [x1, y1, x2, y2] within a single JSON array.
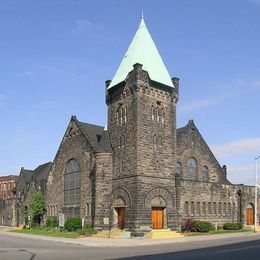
[[28, 192, 45, 222]]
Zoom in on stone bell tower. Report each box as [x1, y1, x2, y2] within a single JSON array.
[[106, 16, 179, 231]]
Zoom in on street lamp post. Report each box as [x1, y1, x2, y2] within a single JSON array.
[[254, 155, 260, 232]]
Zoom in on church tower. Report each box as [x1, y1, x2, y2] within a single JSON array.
[[106, 17, 179, 231]]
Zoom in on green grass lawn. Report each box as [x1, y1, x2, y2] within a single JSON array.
[[183, 229, 253, 236], [11, 228, 79, 239]]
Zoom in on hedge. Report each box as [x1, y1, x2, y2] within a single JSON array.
[[64, 216, 82, 231], [46, 217, 59, 228], [223, 223, 241, 230], [192, 220, 214, 232]]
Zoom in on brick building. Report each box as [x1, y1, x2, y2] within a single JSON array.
[[0, 175, 18, 226], [43, 17, 255, 235]]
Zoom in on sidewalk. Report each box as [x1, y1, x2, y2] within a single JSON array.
[[2, 230, 260, 248]]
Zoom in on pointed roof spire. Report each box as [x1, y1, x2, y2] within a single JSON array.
[[108, 16, 174, 89]]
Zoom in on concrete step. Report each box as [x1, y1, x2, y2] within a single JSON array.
[[94, 229, 131, 239], [147, 229, 183, 239]]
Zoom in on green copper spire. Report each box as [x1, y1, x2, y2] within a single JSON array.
[[108, 17, 174, 89]]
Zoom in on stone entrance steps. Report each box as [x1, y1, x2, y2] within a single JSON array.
[[94, 229, 131, 239], [147, 229, 183, 239]]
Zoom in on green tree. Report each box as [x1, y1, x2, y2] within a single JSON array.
[[28, 192, 45, 225]]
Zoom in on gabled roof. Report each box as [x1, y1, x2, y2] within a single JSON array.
[[96, 129, 112, 153], [20, 168, 34, 185], [108, 17, 174, 89], [71, 116, 112, 153], [33, 162, 52, 186]]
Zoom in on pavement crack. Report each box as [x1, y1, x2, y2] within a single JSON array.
[[18, 249, 36, 260]]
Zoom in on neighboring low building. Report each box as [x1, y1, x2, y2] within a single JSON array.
[[15, 162, 52, 226], [0, 175, 18, 226]]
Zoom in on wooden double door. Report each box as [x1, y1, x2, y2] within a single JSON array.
[[247, 208, 254, 225], [152, 207, 164, 229], [116, 207, 125, 229]]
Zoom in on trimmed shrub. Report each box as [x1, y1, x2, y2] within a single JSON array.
[[193, 220, 214, 232], [223, 223, 241, 230], [64, 216, 82, 231], [78, 226, 97, 236], [181, 218, 195, 232], [46, 217, 59, 228]]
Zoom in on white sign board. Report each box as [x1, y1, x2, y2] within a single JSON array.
[[103, 217, 109, 225], [59, 213, 65, 228], [82, 217, 85, 228]]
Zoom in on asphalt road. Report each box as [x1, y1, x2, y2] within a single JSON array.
[[1, 232, 260, 260]]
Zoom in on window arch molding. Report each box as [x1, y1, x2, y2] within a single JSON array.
[[202, 166, 209, 182], [188, 157, 197, 180], [64, 159, 81, 206], [176, 162, 182, 176]]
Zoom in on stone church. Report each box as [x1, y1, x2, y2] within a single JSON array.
[[43, 17, 255, 234]]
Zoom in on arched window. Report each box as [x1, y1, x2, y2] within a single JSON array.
[[232, 203, 236, 215], [184, 201, 189, 215], [191, 201, 195, 215], [64, 159, 81, 206], [228, 203, 232, 215], [153, 135, 157, 147], [159, 136, 162, 147], [161, 108, 164, 124], [196, 202, 201, 215], [188, 158, 197, 180], [213, 202, 217, 215], [202, 202, 206, 215], [119, 135, 125, 148], [218, 203, 222, 216], [116, 111, 119, 124], [120, 108, 123, 125], [208, 202, 212, 215], [202, 166, 209, 182], [124, 107, 127, 123], [223, 203, 227, 215], [120, 162, 123, 174], [176, 162, 182, 176]]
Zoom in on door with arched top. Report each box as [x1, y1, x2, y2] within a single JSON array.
[[152, 207, 164, 229], [246, 204, 254, 225]]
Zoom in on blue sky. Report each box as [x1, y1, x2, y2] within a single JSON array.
[[0, 0, 260, 185]]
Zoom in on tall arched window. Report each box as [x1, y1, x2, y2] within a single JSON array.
[[218, 202, 222, 216], [228, 203, 231, 215], [64, 159, 81, 206], [213, 202, 217, 215], [196, 202, 201, 215], [188, 158, 197, 180], [202, 202, 206, 215], [184, 201, 189, 215], [191, 201, 195, 215], [176, 162, 182, 176], [223, 203, 227, 215], [202, 166, 209, 182], [208, 202, 212, 215]]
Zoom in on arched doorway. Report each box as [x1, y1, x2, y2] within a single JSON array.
[[246, 203, 254, 225], [151, 196, 166, 229], [113, 197, 126, 229]]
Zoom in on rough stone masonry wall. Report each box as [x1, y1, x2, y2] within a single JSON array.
[[93, 152, 113, 229], [176, 122, 227, 184], [107, 64, 179, 230], [179, 180, 254, 226], [0, 198, 16, 226], [46, 121, 95, 224]]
